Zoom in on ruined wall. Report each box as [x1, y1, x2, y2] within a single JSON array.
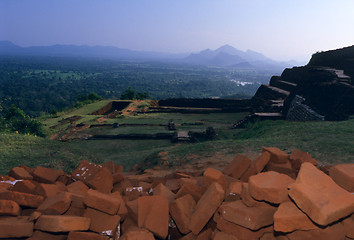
[[286, 95, 325, 121]]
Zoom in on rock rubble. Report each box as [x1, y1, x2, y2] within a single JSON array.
[[0, 147, 353, 239]]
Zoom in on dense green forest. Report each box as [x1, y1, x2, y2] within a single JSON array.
[[0, 56, 276, 116]]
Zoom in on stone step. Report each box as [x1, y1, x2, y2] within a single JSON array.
[[271, 80, 297, 92]]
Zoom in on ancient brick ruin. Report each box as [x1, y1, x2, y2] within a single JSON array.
[[0, 148, 353, 239]]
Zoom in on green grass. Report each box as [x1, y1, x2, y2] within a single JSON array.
[[1, 103, 354, 175]]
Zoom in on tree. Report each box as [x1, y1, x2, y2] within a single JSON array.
[[120, 87, 150, 100]]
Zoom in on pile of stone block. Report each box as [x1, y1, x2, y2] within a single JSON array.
[[0, 147, 353, 240]]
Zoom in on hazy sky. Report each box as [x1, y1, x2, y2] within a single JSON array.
[[1, 0, 353, 61]]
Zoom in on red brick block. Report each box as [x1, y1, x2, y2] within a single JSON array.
[[64, 205, 86, 217], [240, 163, 258, 182], [37, 191, 72, 215], [260, 232, 288, 240], [72, 160, 113, 193], [215, 215, 272, 240], [190, 182, 225, 235], [0, 190, 44, 208], [175, 179, 204, 202], [274, 201, 317, 232], [11, 180, 38, 194], [35, 215, 90, 232], [287, 222, 346, 240], [203, 168, 228, 191], [213, 231, 238, 240], [8, 167, 33, 180], [101, 161, 116, 174], [85, 207, 120, 235], [170, 194, 196, 234], [68, 231, 109, 240], [219, 200, 276, 230], [223, 154, 251, 179], [0, 217, 33, 238], [111, 191, 128, 219], [289, 149, 318, 171], [289, 162, 354, 226], [120, 228, 155, 240], [240, 183, 271, 207], [69, 192, 85, 208], [196, 228, 213, 240], [115, 164, 124, 174], [27, 230, 67, 240], [113, 173, 125, 184], [265, 160, 297, 178], [263, 147, 289, 164], [67, 180, 89, 194], [249, 171, 294, 204], [153, 183, 176, 203], [34, 183, 62, 197], [329, 164, 354, 192], [225, 181, 242, 201], [29, 211, 41, 221], [342, 214, 354, 239], [254, 151, 271, 173], [126, 199, 138, 223], [138, 195, 169, 239], [31, 166, 64, 183], [165, 178, 182, 193], [84, 189, 121, 215], [0, 199, 20, 216]]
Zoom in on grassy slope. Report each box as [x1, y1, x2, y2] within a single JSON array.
[[1, 101, 353, 175]]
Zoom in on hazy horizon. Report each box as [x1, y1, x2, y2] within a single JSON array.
[[1, 0, 354, 62]]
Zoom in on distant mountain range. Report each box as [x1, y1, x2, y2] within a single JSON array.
[[0, 41, 303, 71]]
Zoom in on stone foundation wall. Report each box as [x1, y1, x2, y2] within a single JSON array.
[[286, 95, 325, 121]]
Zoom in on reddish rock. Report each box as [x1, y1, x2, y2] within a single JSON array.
[[31, 166, 63, 183], [0, 217, 33, 238], [190, 182, 225, 235], [37, 191, 72, 215], [68, 231, 109, 240], [123, 186, 148, 201], [204, 167, 228, 191], [289, 162, 354, 226], [180, 232, 198, 240], [265, 160, 296, 178], [289, 149, 318, 171], [126, 199, 138, 223], [28, 230, 67, 240], [64, 205, 86, 217], [85, 207, 120, 235], [0, 190, 44, 208], [225, 181, 242, 201], [170, 194, 196, 234], [113, 173, 125, 184], [102, 161, 116, 174], [153, 183, 176, 203], [287, 222, 346, 240], [213, 231, 238, 240], [115, 164, 124, 174], [0, 182, 12, 191], [0, 199, 20, 216], [120, 228, 155, 240], [215, 215, 272, 240], [111, 191, 128, 219], [342, 214, 354, 239], [175, 180, 204, 202], [219, 200, 276, 230], [254, 151, 271, 173], [138, 195, 169, 239], [72, 160, 113, 193], [67, 180, 89, 194], [84, 189, 121, 215], [8, 167, 33, 180], [29, 211, 42, 221], [260, 232, 289, 240], [121, 217, 138, 235], [329, 164, 354, 192], [223, 154, 251, 179], [34, 183, 62, 197], [263, 147, 289, 164], [69, 192, 85, 208], [35, 215, 91, 232], [165, 178, 182, 193], [12, 180, 37, 194], [248, 171, 294, 204], [240, 183, 272, 207], [196, 228, 213, 240], [240, 163, 258, 182], [274, 201, 317, 233]]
